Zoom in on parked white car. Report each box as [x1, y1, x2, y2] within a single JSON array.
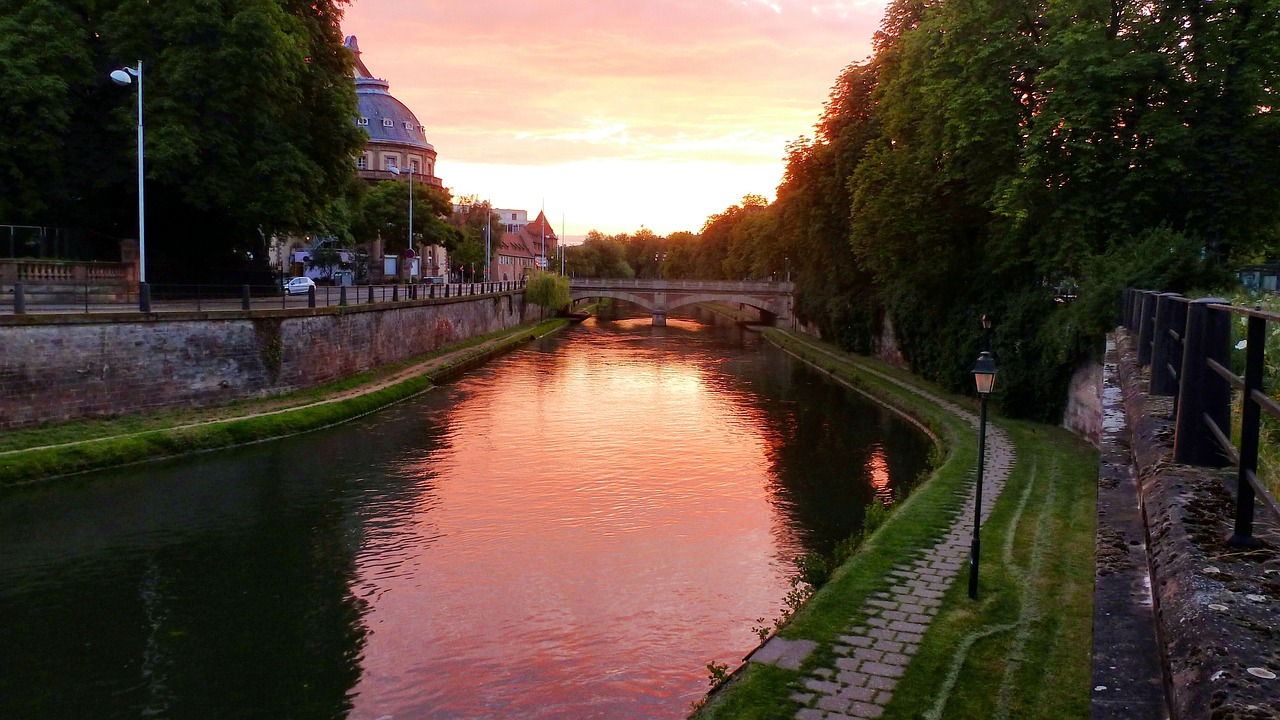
[[284, 276, 316, 295]]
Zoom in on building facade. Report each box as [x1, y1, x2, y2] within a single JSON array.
[[345, 36, 445, 282], [490, 211, 558, 282], [346, 36, 442, 190]]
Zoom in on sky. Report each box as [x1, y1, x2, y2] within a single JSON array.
[[341, 0, 889, 240]]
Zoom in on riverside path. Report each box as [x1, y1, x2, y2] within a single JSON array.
[[747, 358, 1016, 719]]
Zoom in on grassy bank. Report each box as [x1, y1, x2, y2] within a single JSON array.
[[694, 330, 1096, 719], [0, 318, 569, 486]]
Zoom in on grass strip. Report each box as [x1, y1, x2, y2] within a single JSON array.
[[695, 330, 1096, 720], [885, 421, 1095, 720], [0, 318, 568, 486], [695, 330, 976, 719]]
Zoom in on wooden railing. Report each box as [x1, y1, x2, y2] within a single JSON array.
[[1123, 288, 1280, 545]]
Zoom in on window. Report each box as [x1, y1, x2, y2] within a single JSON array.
[[382, 119, 394, 128], [403, 121, 413, 130], [356, 155, 368, 170], [411, 160, 420, 174], [357, 117, 369, 126], [383, 155, 399, 170]]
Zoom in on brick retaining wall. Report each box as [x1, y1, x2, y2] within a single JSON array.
[[0, 293, 528, 429]]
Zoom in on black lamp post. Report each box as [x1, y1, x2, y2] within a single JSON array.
[[968, 349, 997, 599]]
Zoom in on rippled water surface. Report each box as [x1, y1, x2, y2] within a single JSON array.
[[0, 314, 930, 719]]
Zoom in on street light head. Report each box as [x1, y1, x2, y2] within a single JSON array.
[[387, 165, 401, 175], [972, 351, 997, 396], [110, 69, 134, 86]]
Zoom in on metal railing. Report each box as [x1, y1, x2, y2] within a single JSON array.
[[1123, 288, 1280, 545], [569, 278, 794, 293], [2, 279, 527, 316]]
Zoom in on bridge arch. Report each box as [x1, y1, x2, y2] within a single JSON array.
[[569, 290, 659, 313]]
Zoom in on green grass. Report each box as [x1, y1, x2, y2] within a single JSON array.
[[0, 318, 569, 486], [694, 330, 1096, 720], [882, 421, 1096, 720]]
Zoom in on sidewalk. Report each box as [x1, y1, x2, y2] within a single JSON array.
[[749, 361, 1015, 719]]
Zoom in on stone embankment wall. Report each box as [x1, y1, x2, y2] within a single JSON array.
[[0, 292, 529, 429]]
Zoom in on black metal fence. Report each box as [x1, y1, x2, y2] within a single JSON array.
[[1123, 288, 1280, 546], [2, 279, 527, 316]]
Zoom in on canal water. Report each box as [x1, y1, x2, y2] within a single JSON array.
[[0, 314, 931, 719]]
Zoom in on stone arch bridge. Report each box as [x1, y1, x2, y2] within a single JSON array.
[[569, 278, 794, 326]]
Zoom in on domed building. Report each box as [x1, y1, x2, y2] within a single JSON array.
[[345, 36, 442, 190]]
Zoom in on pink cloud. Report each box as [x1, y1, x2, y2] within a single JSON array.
[[342, 0, 888, 233]]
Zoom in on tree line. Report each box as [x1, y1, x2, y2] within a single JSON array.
[[1, 0, 481, 284], [570, 0, 1279, 421]]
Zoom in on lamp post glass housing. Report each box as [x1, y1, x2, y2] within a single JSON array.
[[968, 350, 997, 599], [973, 352, 997, 394]]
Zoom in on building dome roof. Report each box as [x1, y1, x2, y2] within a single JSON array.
[[345, 36, 435, 153]]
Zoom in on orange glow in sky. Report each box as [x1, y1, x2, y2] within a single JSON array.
[[341, 0, 888, 238]]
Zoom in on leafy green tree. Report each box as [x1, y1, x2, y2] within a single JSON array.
[[354, 180, 460, 254], [524, 270, 570, 315], [305, 245, 344, 280], [564, 231, 634, 278], [0, 0, 366, 281], [0, 0, 94, 223]]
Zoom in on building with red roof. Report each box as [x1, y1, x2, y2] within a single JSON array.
[[490, 210, 558, 281]]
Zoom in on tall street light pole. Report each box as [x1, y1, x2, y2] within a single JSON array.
[[968, 349, 998, 599], [110, 61, 147, 311], [388, 164, 414, 281]]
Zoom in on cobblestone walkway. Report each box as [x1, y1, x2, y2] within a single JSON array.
[[749, 359, 1017, 719]]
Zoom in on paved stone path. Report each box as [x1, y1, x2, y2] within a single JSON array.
[[749, 355, 1017, 719]]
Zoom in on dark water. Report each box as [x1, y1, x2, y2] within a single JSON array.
[[0, 315, 930, 719]]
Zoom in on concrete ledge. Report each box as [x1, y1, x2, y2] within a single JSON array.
[[1091, 334, 1168, 719]]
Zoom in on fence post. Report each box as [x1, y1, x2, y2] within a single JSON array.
[[307, 286, 316, 309], [13, 281, 24, 314], [430, 284, 435, 299], [139, 282, 151, 313], [1125, 289, 1138, 332], [1229, 313, 1266, 546], [339, 285, 348, 307], [1136, 291, 1158, 366], [1150, 293, 1183, 396], [242, 284, 251, 311], [1130, 289, 1147, 334], [392, 284, 399, 302], [1173, 298, 1231, 466]]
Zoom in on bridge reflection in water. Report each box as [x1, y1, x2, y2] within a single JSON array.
[[569, 278, 795, 326]]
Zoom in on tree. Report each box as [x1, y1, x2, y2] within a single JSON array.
[[305, 245, 344, 281], [524, 270, 570, 316], [0, 0, 367, 282], [354, 180, 460, 254], [564, 231, 634, 278]]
